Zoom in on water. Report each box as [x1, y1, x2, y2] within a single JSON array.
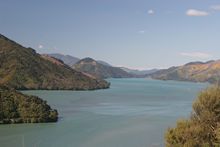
[[0, 78, 208, 147]]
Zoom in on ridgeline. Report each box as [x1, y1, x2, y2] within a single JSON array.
[[0, 34, 110, 90]]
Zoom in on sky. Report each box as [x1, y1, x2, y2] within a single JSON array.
[[1, 0, 220, 69]]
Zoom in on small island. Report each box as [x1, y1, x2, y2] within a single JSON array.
[[0, 86, 58, 124]]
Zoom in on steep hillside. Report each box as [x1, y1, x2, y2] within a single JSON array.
[[149, 60, 220, 83], [73, 58, 133, 79], [0, 34, 110, 90], [41, 54, 65, 66]]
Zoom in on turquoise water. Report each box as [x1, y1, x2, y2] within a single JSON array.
[[0, 78, 208, 147]]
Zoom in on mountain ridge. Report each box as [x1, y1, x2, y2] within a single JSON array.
[[120, 67, 159, 76], [47, 53, 80, 67], [149, 60, 220, 83], [73, 57, 134, 79], [0, 34, 110, 90]]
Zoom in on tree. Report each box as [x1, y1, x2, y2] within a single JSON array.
[[165, 86, 220, 147], [0, 87, 58, 124]]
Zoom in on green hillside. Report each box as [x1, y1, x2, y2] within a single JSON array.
[[0, 34, 110, 90]]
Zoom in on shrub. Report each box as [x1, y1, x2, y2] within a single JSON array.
[[165, 86, 220, 147]]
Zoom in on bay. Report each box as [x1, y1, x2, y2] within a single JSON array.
[[0, 78, 208, 147]]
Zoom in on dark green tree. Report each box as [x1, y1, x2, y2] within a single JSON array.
[[0, 87, 58, 124]]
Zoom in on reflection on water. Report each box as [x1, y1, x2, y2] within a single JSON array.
[[0, 78, 207, 147]]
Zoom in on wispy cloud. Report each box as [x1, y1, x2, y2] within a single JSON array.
[[186, 9, 209, 16], [210, 5, 220, 11], [148, 9, 155, 15], [138, 30, 145, 34], [180, 52, 212, 59], [38, 44, 44, 49]]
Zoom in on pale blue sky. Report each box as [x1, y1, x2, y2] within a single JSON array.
[[1, 0, 220, 69]]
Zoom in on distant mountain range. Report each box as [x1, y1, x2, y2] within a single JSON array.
[[45, 48, 220, 84], [0, 34, 109, 90], [120, 67, 159, 76], [47, 54, 158, 78], [73, 58, 134, 79], [149, 60, 220, 83], [47, 53, 80, 66], [48, 53, 112, 67], [97, 60, 112, 67]]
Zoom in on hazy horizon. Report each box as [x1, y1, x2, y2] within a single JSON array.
[[1, 0, 220, 69]]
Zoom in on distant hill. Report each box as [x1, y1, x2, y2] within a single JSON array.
[[0, 86, 58, 124], [0, 34, 110, 90], [97, 60, 112, 66], [48, 53, 112, 67], [149, 60, 220, 83], [41, 54, 66, 66], [73, 57, 134, 79], [47, 53, 80, 66], [120, 67, 158, 76]]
